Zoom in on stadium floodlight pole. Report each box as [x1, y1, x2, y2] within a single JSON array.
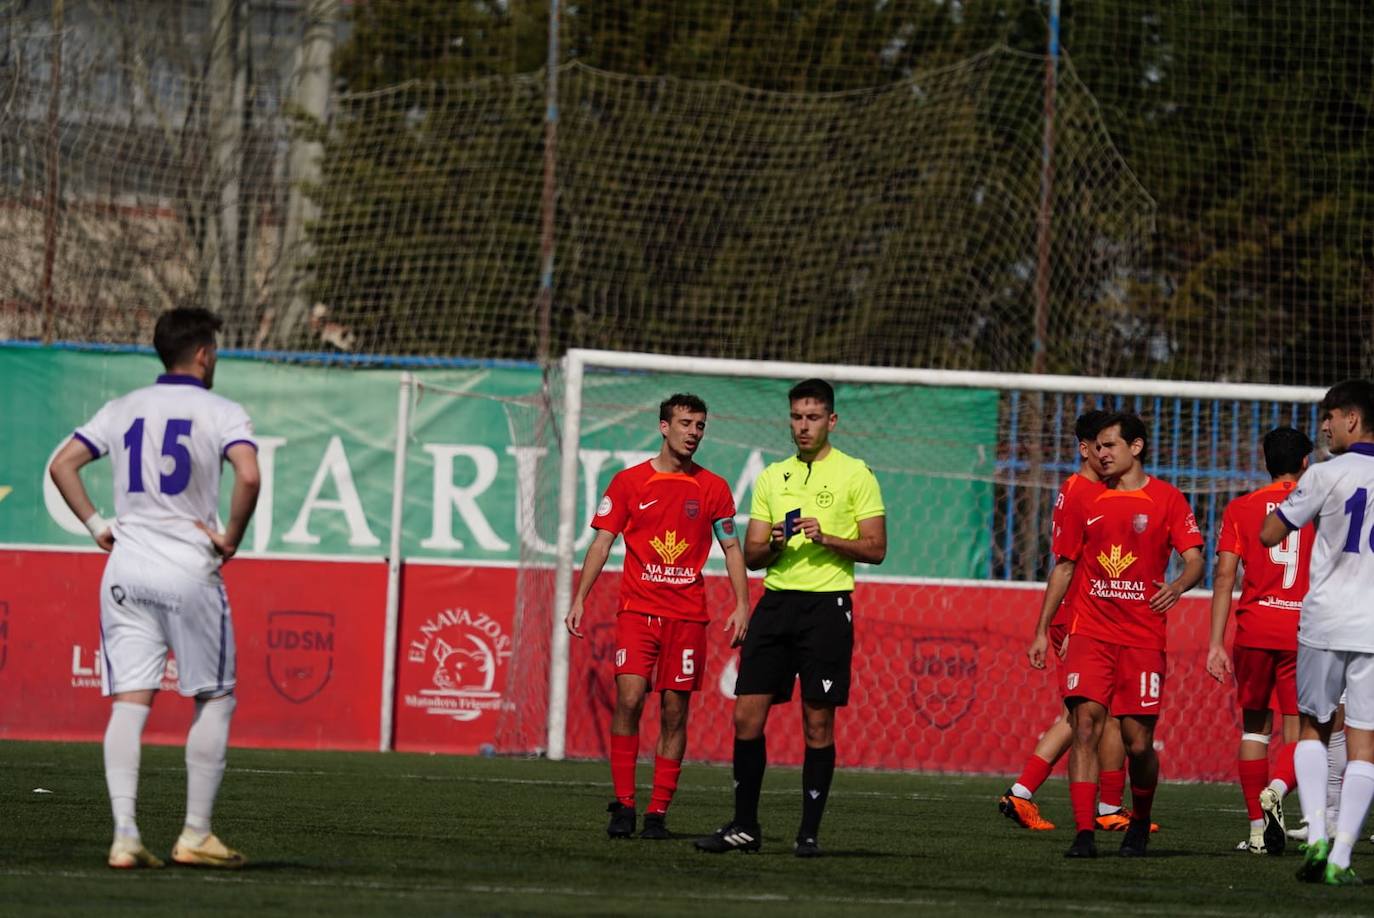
[[535, 0, 560, 366], [1019, 0, 1061, 578], [380, 371, 415, 751], [547, 351, 585, 760], [1033, 0, 1060, 377], [40, 0, 63, 345]]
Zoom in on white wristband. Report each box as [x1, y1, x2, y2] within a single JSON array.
[[84, 512, 111, 539]]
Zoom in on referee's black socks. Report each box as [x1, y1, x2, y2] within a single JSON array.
[[733, 735, 767, 829], [799, 744, 836, 839]]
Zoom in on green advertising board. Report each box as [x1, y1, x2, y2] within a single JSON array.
[[0, 347, 996, 578]]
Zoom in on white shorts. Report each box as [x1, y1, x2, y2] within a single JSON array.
[[1297, 645, 1374, 729], [99, 546, 237, 698]]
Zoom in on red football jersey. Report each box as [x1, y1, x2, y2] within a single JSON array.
[[1059, 476, 1203, 650], [591, 460, 736, 622], [1050, 472, 1106, 629], [1216, 480, 1312, 651]]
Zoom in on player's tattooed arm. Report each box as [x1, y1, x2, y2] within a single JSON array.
[[720, 537, 751, 647]]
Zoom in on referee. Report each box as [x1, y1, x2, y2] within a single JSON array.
[[696, 378, 886, 858]]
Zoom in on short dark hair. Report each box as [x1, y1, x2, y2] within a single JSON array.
[[659, 393, 707, 422], [153, 307, 222, 370], [1262, 426, 1313, 477], [1099, 411, 1149, 461], [788, 378, 834, 413], [1319, 379, 1374, 434], [1074, 409, 1111, 445]]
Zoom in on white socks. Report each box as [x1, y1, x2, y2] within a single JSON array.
[[1330, 760, 1374, 870], [1327, 728, 1347, 830], [104, 701, 151, 838], [1294, 739, 1329, 843], [184, 694, 236, 836]]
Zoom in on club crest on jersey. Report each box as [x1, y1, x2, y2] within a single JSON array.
[[402, 606, 511, 723], [684, 499, 700, 519], [815, 490, 834, 508], [1132, 513, 1149, 533], [266, 611, 335, 703], [596, 495, 612, 517], [908, 635, 978, 730]]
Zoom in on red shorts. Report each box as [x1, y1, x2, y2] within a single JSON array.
[[1062, 633, 1166, 717], [615, 612, 707, 692], [1049, 623, 1069, 671], [1233, 644, 1298, 715]]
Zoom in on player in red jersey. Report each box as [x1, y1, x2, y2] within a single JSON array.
[[1055, 413, 1205, 858], [1207, 427, 1314, 855], [565, 393, 750, 840], [1011, 410, 1143, 832]]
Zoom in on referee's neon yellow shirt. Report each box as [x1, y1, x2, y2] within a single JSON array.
[[750, 446, 885, 593]]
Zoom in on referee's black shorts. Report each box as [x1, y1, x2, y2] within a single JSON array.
[[734, 589, 854, 706]]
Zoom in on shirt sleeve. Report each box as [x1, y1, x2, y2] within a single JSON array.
[[219, 401, 257, 457], [1214, 498, 1242, 555], [1276, 465, 1325, 530], [851, 464, 885, 521], [1055, 488, 1087, 562], [72, 400, 116, 459], [1049, 479, 1076, 558], [1169, 491, 1205, 554], [711, 476, 737, 523], [592, 471, 630, 534], [749, 466, 773, 523]]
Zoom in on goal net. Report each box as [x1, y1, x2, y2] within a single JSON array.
[[493, 350, 1323, 781]]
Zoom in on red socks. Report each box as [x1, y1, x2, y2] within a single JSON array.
[[1071, 782, 1098, 832], [1238, 757, 1269, 820], [1016, 754, 1053, 795], [648, 755, 682, 816], [1099, 768, 1126, 810], [1272, 743, 1297, 795], [1130, 782, 1157, 823], [611, 733, 638, 807]]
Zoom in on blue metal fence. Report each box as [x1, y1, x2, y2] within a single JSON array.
[[995, 391, 1322, 587]]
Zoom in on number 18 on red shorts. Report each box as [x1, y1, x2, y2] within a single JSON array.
[[1062, 633, 1166, 716], [615, 612, 708, 692]]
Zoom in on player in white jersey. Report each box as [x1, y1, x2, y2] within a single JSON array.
[[49, 307, 260, 871], [1261, 379, 1374, 886]]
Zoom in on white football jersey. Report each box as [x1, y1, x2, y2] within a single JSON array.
[[74, 374, 256, 581], [1276, 442, 1374, 652]]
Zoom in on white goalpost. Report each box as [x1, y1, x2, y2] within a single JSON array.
[[539, 348, 1325, 761]]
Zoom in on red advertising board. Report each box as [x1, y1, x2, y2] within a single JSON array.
[[0, 550, 387, 750], [392, 563, 518, 754], [560, 575, 1243, 782], [1, 549, 1250, 782]]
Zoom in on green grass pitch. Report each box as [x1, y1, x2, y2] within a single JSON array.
[[0, 740, 1368, 915]]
